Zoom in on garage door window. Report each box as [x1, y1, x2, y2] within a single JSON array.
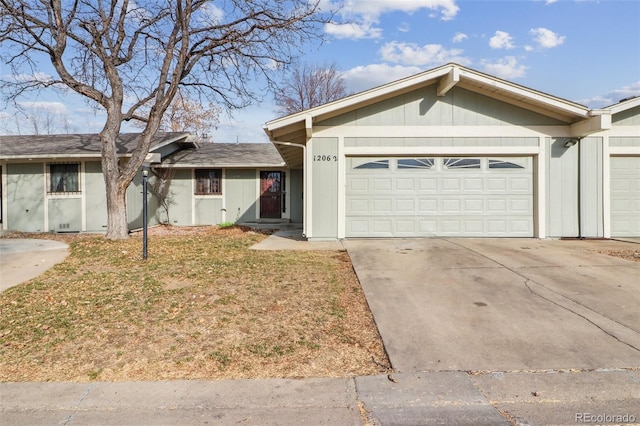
[[488, 159, 525, 169], [397, 158, 435, 169], [353, 159, 389, 169], [443, 158, 481, 169]]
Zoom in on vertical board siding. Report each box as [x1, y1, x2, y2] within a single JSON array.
[[311, 138, 339, 238], [168, 169, 195, 226], [85, 161, 108, 232], [609, 137, 640, 147], [48, 198, 82, 232], [546, 138, 579, 237], [612, 105, 640, 126], [289, 168, 304, 223], [225, 169, 257, 223], [317, 86, 565, 127], [195, 198, 223, 225], [580, 137, 604, 237], [7, 163, 45, 232]]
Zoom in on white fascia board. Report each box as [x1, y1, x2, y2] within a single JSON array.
[[570, 112, 612, 137], [154, 162, 286, 168], [608, 96, 640, 114], [459, 69, 589, 118], [314, 125, 570, 138], [149, 133, 194, 151], [609, 146, 640, 155], [344, 146, 540, 156], [590, 126, 640, 137], [437, 66, 460, 96], [0, 154, 106, 160]]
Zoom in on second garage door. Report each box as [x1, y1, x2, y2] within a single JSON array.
[[345, 157, 534, 237]]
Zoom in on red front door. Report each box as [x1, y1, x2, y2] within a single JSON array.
[[260, 171, 282, 219]]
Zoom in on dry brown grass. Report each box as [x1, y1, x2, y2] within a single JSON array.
[[0, 226, 390, 382]]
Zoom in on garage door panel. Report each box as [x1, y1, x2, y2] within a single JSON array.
[[395, 178, 415, 191], [346, 157, 533, 237], [372, 178, 392, 191], [419, 178, 438, 191], [610, 156, 640, 237]]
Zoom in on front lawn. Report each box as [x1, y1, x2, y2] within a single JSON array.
[[0, 226, 389, 382]]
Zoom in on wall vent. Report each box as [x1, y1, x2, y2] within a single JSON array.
[[58, 223, 70, 230]]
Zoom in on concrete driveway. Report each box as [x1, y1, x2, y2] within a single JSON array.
[[344, 238, 640, 373], [0, 239, 69, 292]]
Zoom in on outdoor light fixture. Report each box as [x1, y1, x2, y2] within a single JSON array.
[[564, 139, 579, 148], [142, 167, 149, 260]]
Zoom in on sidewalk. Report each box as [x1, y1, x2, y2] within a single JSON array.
[[2, 370, 639, 425]]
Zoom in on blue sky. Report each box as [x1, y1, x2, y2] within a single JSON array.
[[2, 0, 639, 142]]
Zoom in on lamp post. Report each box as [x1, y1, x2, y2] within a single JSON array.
[[142, 167, 149, 260]]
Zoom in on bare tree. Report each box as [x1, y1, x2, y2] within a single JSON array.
[[131, 90, 220, 139], [0, 0, 331, 239], [0, 106, 77, 135], [274, 62, 348, 114]]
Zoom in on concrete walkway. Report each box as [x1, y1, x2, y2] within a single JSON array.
[[0, 238, 69, 292]]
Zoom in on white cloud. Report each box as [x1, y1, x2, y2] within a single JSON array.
[[398, 22, 411, 33], [339, 0, 460, 21], [452, 32, 468, 43], [17, 101, 68, 115], [489, 31, 515, 49], [545, 0, 559, 4], [480, 56, 527, 79], [201, 3, 224, 23], [579, 81, 640, 108], [12, 72, 54, 83], [379, 41, 470, 67], [341, 63, 423, 93], [530, 27, 565, 49], [324, 21, 382, 39], [323, 0, 460, 40]]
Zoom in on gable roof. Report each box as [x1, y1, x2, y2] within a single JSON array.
[[607, 96, 640, 115], [264, 63, 591, 141], [0, 132, 194, 159], [157, 143, 285, 168]]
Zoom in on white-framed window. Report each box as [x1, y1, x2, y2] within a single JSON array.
[[48, 163, 80, 193]]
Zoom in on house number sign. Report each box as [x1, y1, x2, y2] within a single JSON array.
[[313, 155, 338, 162]]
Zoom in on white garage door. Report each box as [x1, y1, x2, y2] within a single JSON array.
[[610, 156, 640, 237], [346, 157, 534, 237]]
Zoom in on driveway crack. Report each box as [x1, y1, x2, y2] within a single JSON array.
[[444, 239, 640, 353]]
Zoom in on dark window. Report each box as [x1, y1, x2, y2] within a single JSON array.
[[49, 163, 80, 193], [354, 159, 389, 169], [397, 158, 435, 169], [443, 158, 481, 169], [488, 159, 525, 169], [195, 169, 222, 194]]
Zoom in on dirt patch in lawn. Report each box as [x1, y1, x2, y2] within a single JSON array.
[[0, 226, 390, 382]]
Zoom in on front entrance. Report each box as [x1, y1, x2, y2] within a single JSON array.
[[260, 171, 282, 219]]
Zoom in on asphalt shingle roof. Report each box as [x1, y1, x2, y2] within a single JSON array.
[[159, 143, 285, 168], [0, 132, 191, 158]]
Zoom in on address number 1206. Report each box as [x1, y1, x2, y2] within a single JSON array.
[[313, 155, 337, 162]]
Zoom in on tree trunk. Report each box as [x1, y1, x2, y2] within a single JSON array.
[[101, 117, 130, 239], [104, 178, 129, 239]]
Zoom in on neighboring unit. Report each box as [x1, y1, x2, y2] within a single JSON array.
[[264, 63, 640, 240], [0, 133, 300, 233]]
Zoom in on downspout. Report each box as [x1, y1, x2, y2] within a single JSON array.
[[577, 137, 583, 239], [271, 141, 307, 237]]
